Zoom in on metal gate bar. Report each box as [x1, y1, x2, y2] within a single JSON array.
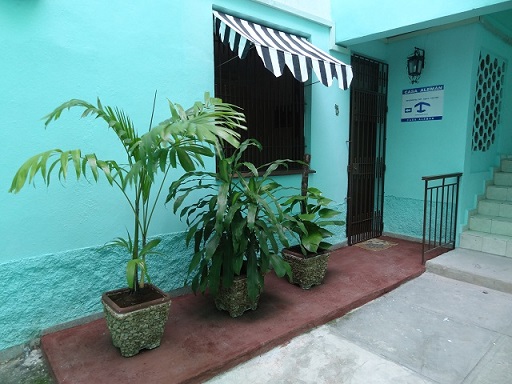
[[422, 172, 462, 264], [347, 55, 388, 245]]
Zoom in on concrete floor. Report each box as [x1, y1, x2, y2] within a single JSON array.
[[208, 271, 512, 383], [0, 347, 53, 384]]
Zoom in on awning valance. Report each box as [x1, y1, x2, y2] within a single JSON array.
[[213, 10, 353, 90]]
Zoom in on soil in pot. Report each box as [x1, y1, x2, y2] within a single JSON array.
[[105, 285, 166, 312]]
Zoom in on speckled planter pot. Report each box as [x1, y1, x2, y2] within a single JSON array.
[[214, 275, 262, 318], [101, 284, 171, 357], [283, 247, 330, 289]]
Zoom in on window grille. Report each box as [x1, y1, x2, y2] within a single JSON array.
[[472, 51, 506, 152], [214, 34, 305, 170]]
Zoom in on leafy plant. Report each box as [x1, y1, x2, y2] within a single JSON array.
[[9, 92, 245, 292], [167, 139, 292, 302], [283, 187, 345, 255]]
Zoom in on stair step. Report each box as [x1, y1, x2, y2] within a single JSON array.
[[486, 185, 512, 201], [426, 248, 512, 294], [469, 214, 512, 236], [501, 158, 512, 173], [478, 199, 512, 218], [460, 230, 512, 257], [494, 171, 512, 186]]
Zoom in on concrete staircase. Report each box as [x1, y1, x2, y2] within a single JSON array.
[[426, 157, 512, 295], [460, 157, 512, 258]]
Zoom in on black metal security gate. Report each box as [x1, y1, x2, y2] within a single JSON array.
[[346, 55, 388, 245], [422, 173, 462, 264]]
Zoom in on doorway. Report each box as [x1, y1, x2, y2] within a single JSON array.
[[346, 54, 388, 245]]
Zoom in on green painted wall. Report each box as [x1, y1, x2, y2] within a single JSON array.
[[0, 0, 350, 351], [0, 0, 216, 351], [0, 233, 191, 349], [353, 21, 512, 239], [332, 0, 512, 44], [385, 25, 475, 199], [462, 24, 512, 224], [1, 0, 215, 261]]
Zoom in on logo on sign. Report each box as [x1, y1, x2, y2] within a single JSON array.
[[415, 102, 430, 113]]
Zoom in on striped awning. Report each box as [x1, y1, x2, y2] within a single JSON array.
[[213, 10, 353, 90]]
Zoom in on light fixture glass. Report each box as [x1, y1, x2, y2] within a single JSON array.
[[407, 47, 425, 84]]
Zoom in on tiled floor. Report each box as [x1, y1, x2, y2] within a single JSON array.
[[41, 236, 429, 384]]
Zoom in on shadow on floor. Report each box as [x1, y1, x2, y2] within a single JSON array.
[[42, 236, 430, 384]]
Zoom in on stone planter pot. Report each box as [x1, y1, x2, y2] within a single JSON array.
[[214, 275, 262, 317], [282, 246, 330, 289], [101, 284, 172, 357]]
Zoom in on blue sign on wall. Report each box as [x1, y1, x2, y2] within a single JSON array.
[[401, 85, 444, 122]]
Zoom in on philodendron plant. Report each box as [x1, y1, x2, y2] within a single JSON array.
[[168, 139, 292, 303], [9, 92, 245, 293], [283, 187, 345, 255]]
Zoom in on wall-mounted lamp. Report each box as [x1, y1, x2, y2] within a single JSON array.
[[407, 47, 425, 84]]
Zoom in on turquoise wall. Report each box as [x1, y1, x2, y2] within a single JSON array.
[[0, 0, 350, 351], [352, 24, 476, 238], [3, 0, 508, 355], [0, 0, 215, 351], [352, 21, 512, 239], [1, 0, 215, 261], [462, 24, 512, 224], [332, 0, 512, 44], [384, 25, 475, 199]]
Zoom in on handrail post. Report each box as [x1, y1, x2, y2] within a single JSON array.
[[422, 178, 428, 264]]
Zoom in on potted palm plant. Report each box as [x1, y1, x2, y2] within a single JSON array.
[[168, 139, 292, 317], [282, 186, 345, 289], [9, 93, 244, 356]]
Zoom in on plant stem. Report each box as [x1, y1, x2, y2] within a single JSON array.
[[145, 163, 172, 235], [132, 177, 143, 292], [148, 90, 157, 132]]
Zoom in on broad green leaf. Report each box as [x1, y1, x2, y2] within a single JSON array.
[[70, 149, 82, 179], [270, 254, 291, 278], [176, 148, 195, 172], [86, 154, 99, 181], [298, 213, 316, 221], [218, 159, 230, 182], [139, 238, 162, 258], [241, 162, 258, 176], [246, 245, 260, 302], [318, 207, 341, 218], [302, 232, 324, 253], [221, 242, 234, 287], [307, 187, 322, 195], [204, 234, 221, 259], [247, 203, 257, 230], [208, 250, 222, 296], [188, 250, 203, 274], [185, 223, 199, 246], [126, 259, 138, 289], [215, 183, 229, 227]]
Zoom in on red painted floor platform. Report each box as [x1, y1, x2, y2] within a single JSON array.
[[42, 237, 430, 384]]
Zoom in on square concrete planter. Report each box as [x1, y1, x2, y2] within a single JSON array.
[[282, 247, 330, 289], [214, 275, 262, 317], [102, 284, 171, 357]]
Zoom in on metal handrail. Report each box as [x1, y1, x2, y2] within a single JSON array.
[[422, 172, 463, 264]]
